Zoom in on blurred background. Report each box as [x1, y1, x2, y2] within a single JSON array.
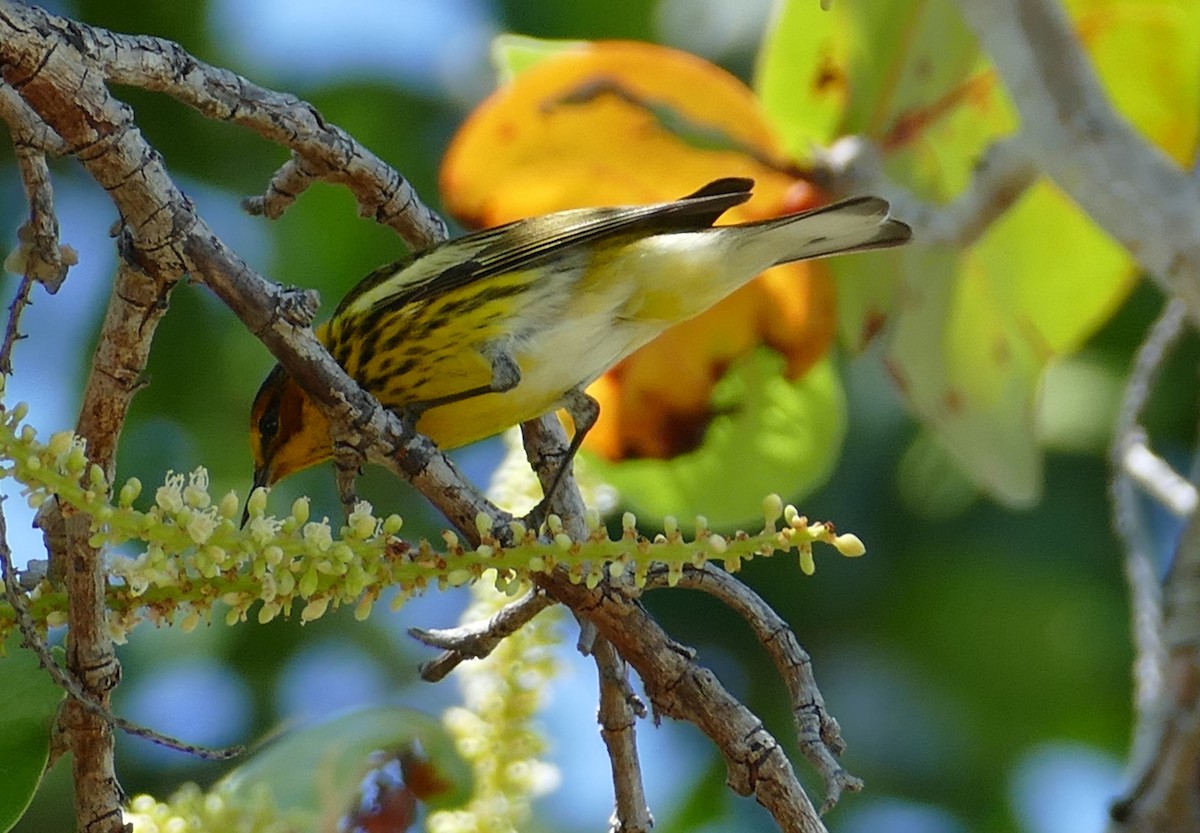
[[4, 1, 1192, 831]]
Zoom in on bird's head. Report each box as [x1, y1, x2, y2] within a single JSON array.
[[248, 365, 333, 506]]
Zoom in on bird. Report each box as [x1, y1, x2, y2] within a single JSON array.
[[248, 177, 911, 513]]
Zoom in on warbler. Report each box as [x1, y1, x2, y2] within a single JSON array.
[[249, 177, 911, 503]]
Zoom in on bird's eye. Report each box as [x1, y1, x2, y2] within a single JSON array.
[[258, 403, 280, 441]]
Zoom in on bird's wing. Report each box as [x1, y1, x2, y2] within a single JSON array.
[[334, 178, 754, 318]]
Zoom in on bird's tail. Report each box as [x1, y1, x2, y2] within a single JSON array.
[[728, 196, 912, 269]]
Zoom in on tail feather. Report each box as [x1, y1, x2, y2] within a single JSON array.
[[732, 196, 912, 269]]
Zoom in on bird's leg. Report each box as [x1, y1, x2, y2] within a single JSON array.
[[333, 438, 364, 521], [524, 387, 600, 532]]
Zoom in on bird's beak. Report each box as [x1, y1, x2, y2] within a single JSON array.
[[241, 466, 270, 528]]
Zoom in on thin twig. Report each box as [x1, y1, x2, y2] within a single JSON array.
[[520, 415, 589, 537], [0, 275, 34, 375], [815, 135, 1038, 247], [80, 25, 445, 248], [0, 82, 67, 153], [0, 502, 242, 760], [594, 638, 653, 833], [652, 563, 860, 812], [956, 0, 1200, 325], [410, 588, 556, 682], [1111, 512, 1200, 831], [538, 570, 830, 833], [1, 141, 74, 374], [242, 152, 318, 220], [1120, 436, 1198, 518], [11, 143, 73, 291], [1108, 298, 1193, 829], [1111, 298, 1188, 726]]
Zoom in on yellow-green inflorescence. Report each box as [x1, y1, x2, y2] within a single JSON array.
[[0, 399, 865, 642], [428, 580, 560, 833], [123, 783, 293, 833]]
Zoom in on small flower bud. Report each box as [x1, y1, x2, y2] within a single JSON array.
[[763, 493, 783, 528], [667, 561, 683, 587], [299, 566, 320, 597], [48, 430, 73, 459], [216, 491, 239, 520], [301, 596, 329, 622], [475, 511, 494, 539], [119, 478, 142, 507], [291, 497, 310, 525], [799, 547, 816, 576], [833, 533, 865, 557], [390, 588, 411, 611], [65, 444, 88, 474], [246, 486, 268, 518], [277, 571, 295, 597], [354, 594, 375, 621], [181, 610, 201, 633]]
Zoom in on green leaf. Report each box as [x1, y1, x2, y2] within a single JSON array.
[[0, 632, 65, 833], [757, 0, 1000, 170], [491, 34, 586, 83], [878, 244, 1045, 505], [1037, 354, 1124, 455], [897, 429, 980, 518], [587, 350, 846, 529], [757, 0, 1198, 507], [1064, 0, 1200, 166], [217, 705, 471, 832], [754, 0, 845, 154]]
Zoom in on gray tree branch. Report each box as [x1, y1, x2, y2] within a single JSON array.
[[955, 0, 1200, 325]]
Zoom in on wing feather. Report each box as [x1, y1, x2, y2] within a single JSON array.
[[334, 178, 754, 318]]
